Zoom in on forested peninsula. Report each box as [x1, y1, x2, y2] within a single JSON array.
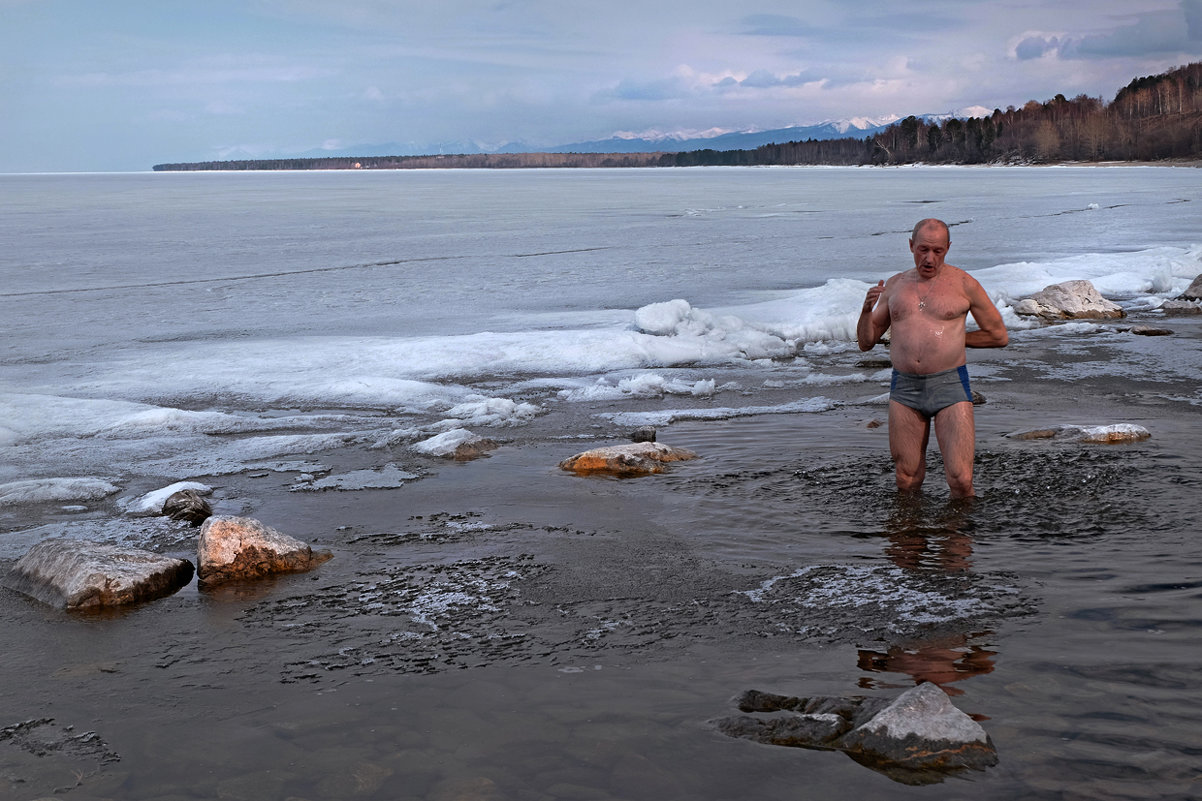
[[154, 62, 1201, 172]]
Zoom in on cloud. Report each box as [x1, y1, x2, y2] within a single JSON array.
[[1013, 1, 1202, 61], [734, 69, 823, 89], [599, 64, 832, 105], [606, 75, 691, 102], [1188, 0, 1202, 37], [1014, 34, 1062, 61], [56, 57, 330, 88], [741, 14, 822, 38]]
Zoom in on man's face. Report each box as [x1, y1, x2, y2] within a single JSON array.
[[910, 226, 950, 279]]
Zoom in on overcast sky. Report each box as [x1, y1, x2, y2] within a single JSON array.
[[3, 0, 1200, 172]]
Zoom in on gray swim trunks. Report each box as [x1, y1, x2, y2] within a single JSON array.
[[890, 365, 973, 418]]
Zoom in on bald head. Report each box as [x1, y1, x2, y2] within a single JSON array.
[[911, 218, 950, 244]]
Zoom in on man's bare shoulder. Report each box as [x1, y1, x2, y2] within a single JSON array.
[[943, 264, 982, 292], [948, 266, 995, 298]]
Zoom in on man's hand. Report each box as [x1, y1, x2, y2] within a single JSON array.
[[863, 280, 885, 313], [857, 279, 888, 351]]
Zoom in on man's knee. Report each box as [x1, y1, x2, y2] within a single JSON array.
[[945, 466, 974, 497], [894, 460, 926, 491]]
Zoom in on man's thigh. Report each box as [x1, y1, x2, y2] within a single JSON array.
[[889, 401, 930, 466], [933, 401, 975, 470]]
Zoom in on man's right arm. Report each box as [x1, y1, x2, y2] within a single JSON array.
[[857, 279, 889, 351]]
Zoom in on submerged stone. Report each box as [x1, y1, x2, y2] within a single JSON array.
[[558, 442, 698, 476], [197, 516, 332, 587], [3, 538, 194, 610]]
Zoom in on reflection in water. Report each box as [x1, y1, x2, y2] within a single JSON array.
[[857, 632, 997, 699], [858, 494, 998, 697]]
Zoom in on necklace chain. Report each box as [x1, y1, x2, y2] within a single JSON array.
[[917, 273, 937, 310]]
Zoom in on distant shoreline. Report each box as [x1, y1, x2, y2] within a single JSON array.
[[151, 155, 1202, 172]]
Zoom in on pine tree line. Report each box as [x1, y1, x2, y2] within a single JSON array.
[[676, 62, 1202, 167]]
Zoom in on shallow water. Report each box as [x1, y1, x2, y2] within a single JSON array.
[[5, 355, 1202, 800], [2, 167, 1202, 799]]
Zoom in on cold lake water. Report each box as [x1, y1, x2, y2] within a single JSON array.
[[1, 166, 1201, 799]]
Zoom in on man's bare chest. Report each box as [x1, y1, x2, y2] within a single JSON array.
[[890, 282, 969, 322]]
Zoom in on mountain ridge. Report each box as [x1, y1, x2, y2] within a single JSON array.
[[283, 111, 986, 160]]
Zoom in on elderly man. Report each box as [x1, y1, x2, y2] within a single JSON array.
[[857, 219, 1009, 497]]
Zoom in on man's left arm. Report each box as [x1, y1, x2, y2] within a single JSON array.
[[963, 277, 1009, 348]]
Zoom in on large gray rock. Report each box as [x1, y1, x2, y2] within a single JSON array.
[[2, 538, 194, 610], [1178, 273, 1202, 301], [837, 683, 994, 774], [197, 516, 332, 587], [1014, 280, 1124, 320], [716, 683, 997, 785], [558, 442, 697, 476]]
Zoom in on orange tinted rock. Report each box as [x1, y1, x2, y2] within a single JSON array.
[[558, 442, 697, 476], [197, 515, 332, 587]]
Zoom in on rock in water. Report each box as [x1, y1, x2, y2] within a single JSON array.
[[1178, 273, 1202, 301], [3, 538, 194, 610], [197, 516, 332, 587], [838, 683, 996, 774], [558, 442, 697, 476], [1161, 299, 1202, 315], [412, 429, 498, 461], [715, 683, 997, 785], [162, 489, 212, 525], [1014, 280, 1124, 320], [1005, 423, 1150, 443], [1128, 325, 1172, 336], [630, 426, 657, 443]]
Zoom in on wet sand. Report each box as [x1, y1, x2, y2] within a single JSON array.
[[3, 316, 1202, 800]]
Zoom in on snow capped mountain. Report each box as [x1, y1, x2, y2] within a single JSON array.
[[274, 109, 996, 161], [827, 114, 901, 133], [611, 127, 741, 142]]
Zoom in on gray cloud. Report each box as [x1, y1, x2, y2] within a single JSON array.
[[1017, 1, 1202, 61], [1014, 35, 1060, 61], [604, 76, 690, 102], [732, 68, 823, 89], [740, 14, 822, 37], [1188, 0, 1202, 37]]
